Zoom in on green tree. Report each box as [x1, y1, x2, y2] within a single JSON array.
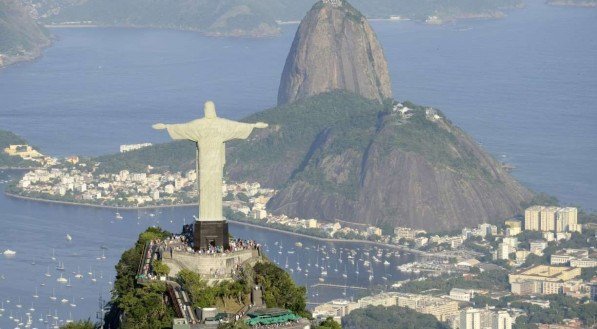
[[342, 306, 448, 329], [152, 260, 170, 277], [177, 269, 216, 308], [61, 320, 99, 329], [106, 228, 174, 329], [316, 317, 342, 329], [253, 262, 310, 318]]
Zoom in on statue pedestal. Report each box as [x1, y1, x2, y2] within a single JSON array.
[[193, 220, 229, 250]]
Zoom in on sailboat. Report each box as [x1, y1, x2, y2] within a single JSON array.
[[115, 210, 123, 220], [57, 273, 68, 283], [0, 301, 5, 312], [69, 297, 77, 308], [56, 260, 65, 271], [33, 287, 39, 299], [342, 264, 348, 278], [45, 266, 52, 277], [49, 289, 57, 301], [74, 267, 83, 279], [51, 248, 56, 261], [16, 297, 22, 308], [66, 277, 72, 287]]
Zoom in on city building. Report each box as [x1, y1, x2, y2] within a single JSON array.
[[509, 265, 582, 295], [492, 311, 513, 329], [460, 308, 482, 329], [530, 240, 548, 255], [525, 206, 581, 233], [540, 207, 558, 232], [394, 227, 426, 240], [551, 249, 594, 267], [525, 206, 542, 231], [397, 293, 459, 322], [119, 143, 153, 153], [449, 288, 474, 302], [3, 144, 44, 161], [505, 219, 522, 236]]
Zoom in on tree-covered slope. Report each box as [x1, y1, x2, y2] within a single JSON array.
[[342, 305, 449, 329], [95, 92, 532, 231], [0, 0, 51, 66]]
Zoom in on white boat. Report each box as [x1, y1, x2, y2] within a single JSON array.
[[45, 266, 51, 277], [294, 242, 303, 247], [74, 267, 83, 279], [61, 298, 69, 304], [51, 248, 56, 261], [49, 289, 57, 301], [3, 249, 16, 256], [66, 234, 72, 241], [383, 260, 390, 266], [57, 273, 68, 283], [33, 287, 39, 298], [115, 212, 123, 220]]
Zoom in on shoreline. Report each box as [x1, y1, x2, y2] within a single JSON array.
[[228, 219, 436, 257], [4, 190, 438, 257], [4, 192, 196, 210], [45, 24, 280, 38]]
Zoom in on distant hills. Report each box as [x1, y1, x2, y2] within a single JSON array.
[[547, 0, 597, 7], [22, 0, 524, 37], [0, 0, 51, 67]]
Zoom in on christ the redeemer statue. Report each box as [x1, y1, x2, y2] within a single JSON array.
[[153, 101, 267, 249]]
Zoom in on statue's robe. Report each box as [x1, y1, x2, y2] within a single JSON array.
[[165, 118, 255, 221]]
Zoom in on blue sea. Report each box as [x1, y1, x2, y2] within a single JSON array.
[[0, 1, 596, 326]]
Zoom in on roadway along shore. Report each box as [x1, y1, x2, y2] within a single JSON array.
[[5, 190, 443, 258]]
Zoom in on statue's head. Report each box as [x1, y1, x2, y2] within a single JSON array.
[[204, 101, 217, 119]]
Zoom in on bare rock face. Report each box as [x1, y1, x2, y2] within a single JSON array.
[[277, 0, 393, 106]]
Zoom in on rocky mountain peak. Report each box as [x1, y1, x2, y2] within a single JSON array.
[[277, 0, 392, 106]]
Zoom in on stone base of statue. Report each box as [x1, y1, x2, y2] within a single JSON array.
[[193, 220, 229, 250]]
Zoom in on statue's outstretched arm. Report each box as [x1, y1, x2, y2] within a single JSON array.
[[153, 122, 198, 141]]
